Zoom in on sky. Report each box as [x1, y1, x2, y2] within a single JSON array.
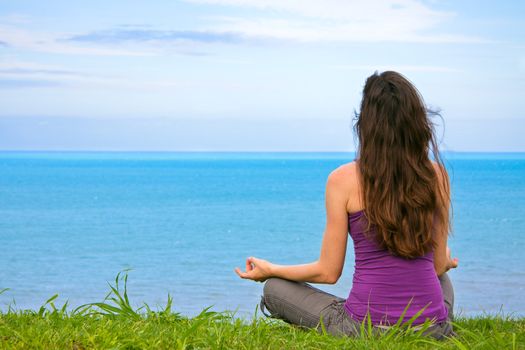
[[0, 0, 524, 151]]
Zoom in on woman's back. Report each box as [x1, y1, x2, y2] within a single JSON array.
[[341, 161, 448, 325], [344, 209, 448, 325]]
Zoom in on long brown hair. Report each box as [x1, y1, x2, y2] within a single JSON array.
[[354, 71, 450, 259]]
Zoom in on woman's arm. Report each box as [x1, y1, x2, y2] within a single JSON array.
[[235, 167, 350, 284], [432, 163, 459, 276]]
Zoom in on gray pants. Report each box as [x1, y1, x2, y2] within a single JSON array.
[[260, 273, 455, 340]]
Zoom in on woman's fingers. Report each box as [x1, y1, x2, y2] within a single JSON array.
[[235, 267, 251, 279], [446, 256, 459, 271], [234, 267, 242, 277], [445, 247, 459, 270], [249, 256, 263, 265], [246, 258, 253, 271], [235, 259, 258, 279], [235, 257, 268, 281]]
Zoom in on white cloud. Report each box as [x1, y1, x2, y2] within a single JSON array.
[[0, 60, 131, 88], [187, 0, 485, 43], [0, 0, 485, 58], [0, 13, 32, 25], [189, 0, 449, 23], [0, 61, 89, 76], [333, 64, 462, 73], [0, 60, 247, 92], [519, 57, 525, 74], [0, 25, 155, 56]]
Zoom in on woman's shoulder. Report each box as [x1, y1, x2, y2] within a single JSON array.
[[327, 162, 363, 212], [327, 161, 358, 184]]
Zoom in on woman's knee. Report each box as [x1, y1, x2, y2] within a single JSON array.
[[264, 277, 301, 299], [439, 272, 455, 320], [263, 277, 285, 298], [262, 278, 302, 316], [261, 278, 288, 318]]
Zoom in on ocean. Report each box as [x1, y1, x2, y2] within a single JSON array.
[[0, 152, 524, 317]]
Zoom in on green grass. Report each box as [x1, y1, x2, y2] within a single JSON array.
[[1, 272, 524, 349]]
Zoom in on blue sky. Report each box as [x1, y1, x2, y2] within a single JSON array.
[[0, 0, 524, 151]]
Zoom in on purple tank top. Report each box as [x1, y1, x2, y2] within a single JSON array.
[[343, 210, 448, 325]]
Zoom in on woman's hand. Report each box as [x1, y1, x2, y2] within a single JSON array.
[[235, 257, 274, 282], [446, 246, 459, 271]]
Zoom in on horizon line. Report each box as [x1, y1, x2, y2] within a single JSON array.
[[1, 150, 525, 154]]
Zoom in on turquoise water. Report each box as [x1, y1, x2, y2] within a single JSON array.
[[0, 152, 524, 317]]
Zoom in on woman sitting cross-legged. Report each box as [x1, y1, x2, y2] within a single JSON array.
[[235, 71, 459, 339]]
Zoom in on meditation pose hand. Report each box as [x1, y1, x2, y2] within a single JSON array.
[[235, 257, 273, 282], [446, 247, 459, 271]]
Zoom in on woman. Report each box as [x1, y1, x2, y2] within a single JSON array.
[[235, 71, 459, 339]]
